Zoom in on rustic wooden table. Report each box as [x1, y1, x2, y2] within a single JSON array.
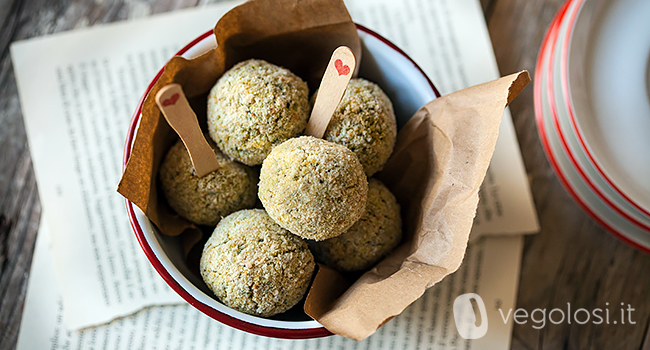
[[1, 0, 649, 349]]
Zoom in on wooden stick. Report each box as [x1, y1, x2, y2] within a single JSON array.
[[156, 83, 220, 177], [304, 46, 356, 138]]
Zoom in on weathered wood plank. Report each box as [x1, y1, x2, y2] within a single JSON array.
[[0, 0, 200, 348], [642, 321, 650, 350], [0, 0, 41, 348]]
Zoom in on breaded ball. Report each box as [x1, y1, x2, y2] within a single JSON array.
[[207, 59, 310, 165], [200, 209, 315, 317], [159, 140, 257, 226], [323, 78, 397, 176], [308, 178, 402, 272], [259, 136, 368, 241]]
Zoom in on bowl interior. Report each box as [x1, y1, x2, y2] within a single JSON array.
[[129, 26, 437, 333]]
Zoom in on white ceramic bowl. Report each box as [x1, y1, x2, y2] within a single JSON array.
[[123, 24, 439, 339], [566, 0, 650, 214], [534, 0, 650, 253]]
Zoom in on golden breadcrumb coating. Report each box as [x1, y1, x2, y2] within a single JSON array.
[[159, 140, 257, 226], [258, 136, 368, 241], [207, 59, 309, 165], [200, 209, 315, 317], [323, 78, 397, 176], [309, 178, 402, 272]]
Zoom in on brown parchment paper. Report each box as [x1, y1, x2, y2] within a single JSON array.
[[304, 71, 531, 340], [117, 0, 361, 237]]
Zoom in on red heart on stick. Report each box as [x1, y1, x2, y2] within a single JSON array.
[[162, 93, 180, 106], [335, 59, 350, 76]]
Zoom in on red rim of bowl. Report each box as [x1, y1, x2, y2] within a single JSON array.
[[122, 24, 440, 339], [559, 0, 650, 218], [534, 0, 650, 254]]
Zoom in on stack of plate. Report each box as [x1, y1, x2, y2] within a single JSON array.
[[534, 0, 650, 252]]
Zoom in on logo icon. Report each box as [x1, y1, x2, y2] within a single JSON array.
[[453, 293, 488, 339]]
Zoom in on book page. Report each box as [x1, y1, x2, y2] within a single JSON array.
[[18, 219, 523, 350], [11, 2, 243, 330], [345, 0, 540, 236], [12, 0, 533, 346]]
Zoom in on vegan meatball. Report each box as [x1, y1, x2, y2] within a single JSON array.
[[207, 59, 310, 165], [309, 178, 402, 272], [200, 209, 315, 317], [258, 136, 368, 241], [323, 78, 397, 176], [159, 140, 257, 226]]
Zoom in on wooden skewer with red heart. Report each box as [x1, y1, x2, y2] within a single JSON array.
[[304, 46, 356, 138], [156, 83, 220, 177]]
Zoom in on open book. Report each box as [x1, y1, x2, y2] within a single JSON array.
[[12, 0, 538, 348]]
